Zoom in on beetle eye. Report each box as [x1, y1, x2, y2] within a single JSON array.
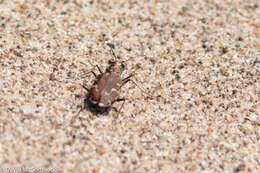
[[121, 61, 126, 69], [108, 60, 116, 65]]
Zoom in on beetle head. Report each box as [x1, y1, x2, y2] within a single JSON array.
[[107, 60, 125, 73], [106, 43, 126, 73]]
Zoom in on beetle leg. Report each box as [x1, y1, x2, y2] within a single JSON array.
[[122, 74, 133, 83], [72, 102, 85, 125], [75, 90, 89, 116], [79, 61, 103, 75], [80, 71, 97, 78], [76, 106, 84, 116], [82, 85, 90, 93], [122, 74, 153, 98], [111, 98, 125, 118], [95, 65, 103, 74], [121, 74, 133, 88], [116, 98, 125, 112]]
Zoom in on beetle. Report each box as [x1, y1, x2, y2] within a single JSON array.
[[78, 44, 138, 115]]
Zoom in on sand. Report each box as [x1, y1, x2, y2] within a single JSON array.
[[0, 0, 259, 172]]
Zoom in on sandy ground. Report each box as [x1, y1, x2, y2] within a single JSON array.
[[0, 0, 259, 172]]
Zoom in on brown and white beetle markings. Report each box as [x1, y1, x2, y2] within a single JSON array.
[[80, 44, 141, 115]]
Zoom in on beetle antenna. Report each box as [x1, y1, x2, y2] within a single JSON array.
[[107, 43, 119, 60], [111, 48, 118, 60]]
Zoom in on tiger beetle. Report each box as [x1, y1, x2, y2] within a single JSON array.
[[78, 43, 149, 116]]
